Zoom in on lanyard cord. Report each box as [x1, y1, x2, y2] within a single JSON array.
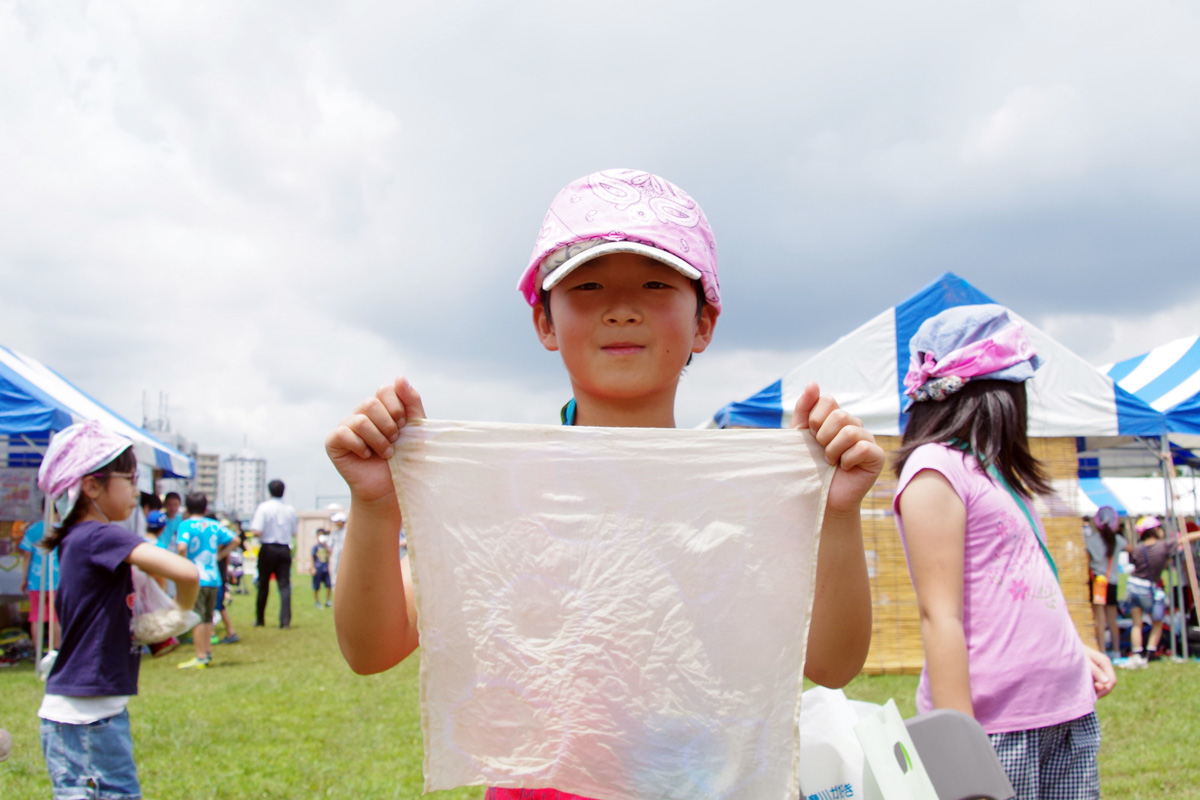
[[985, 463, 1059, 583], [560, 398, 577, 426], [948, 440, 1059, 583]]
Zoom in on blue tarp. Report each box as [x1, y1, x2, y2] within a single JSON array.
[[1078, 477, 1128, 515], [0, 346, 194, 479]]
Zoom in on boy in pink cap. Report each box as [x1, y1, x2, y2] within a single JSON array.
[[326, 169, 884, 798]]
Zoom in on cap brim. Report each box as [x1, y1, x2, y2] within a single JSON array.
[[541, 241, 702, 293]]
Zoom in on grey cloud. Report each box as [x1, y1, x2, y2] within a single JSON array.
[[4, 0, 1200, 508]]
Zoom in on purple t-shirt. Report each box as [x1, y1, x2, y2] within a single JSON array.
[[1131, 539, 1175, 581], [46, 521, 145, 697], [894, 443, 1094, 734]]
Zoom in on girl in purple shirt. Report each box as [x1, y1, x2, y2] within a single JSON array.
[[36, 421, 199, 800]]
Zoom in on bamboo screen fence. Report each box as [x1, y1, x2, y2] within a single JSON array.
[[860, 435, 1091, 675]]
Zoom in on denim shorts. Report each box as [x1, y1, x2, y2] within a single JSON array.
[[1126, 577, 1166, 621], [40, 709, 141, 799]]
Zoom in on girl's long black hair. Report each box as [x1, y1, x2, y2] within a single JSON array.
[[1093, 507, 1120, 557], [41, 446, 136, 551], [893, 380, 1051, 498]]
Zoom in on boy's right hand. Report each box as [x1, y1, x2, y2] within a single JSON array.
[[325, 377, 425, 506]]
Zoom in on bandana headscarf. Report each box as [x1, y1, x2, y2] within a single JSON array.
[[37, 420, 134, 526], [903, 304, 1040, 410]]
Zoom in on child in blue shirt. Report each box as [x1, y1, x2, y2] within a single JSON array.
[[175, 492, 237, 669], [326, 169, 884, 798], [20, 509, 60, 652]]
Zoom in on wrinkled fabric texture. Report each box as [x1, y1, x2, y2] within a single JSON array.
[[37, 421, 133, 526], [517, 169, 721, 312], [391, 420, 833, 800]]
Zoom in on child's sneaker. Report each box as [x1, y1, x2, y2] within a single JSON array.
[[1119, 653, 1148, 669], [177, 657, 208, 670], [325, 600, 333, 607], [217, 633, 240, 645]]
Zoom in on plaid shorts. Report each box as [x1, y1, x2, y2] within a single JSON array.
[[989, 711, 1101, 800]]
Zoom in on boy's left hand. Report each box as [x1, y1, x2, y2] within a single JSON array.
[[791, 382, 885, 515]]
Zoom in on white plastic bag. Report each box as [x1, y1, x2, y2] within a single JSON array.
[[394, 420, 835, 800], [856, 700, 938, 800], [130, 567, 200, 644], [798, 686, 878, 800]]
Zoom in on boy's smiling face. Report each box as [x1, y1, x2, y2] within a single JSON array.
[[533, 252, 717, 425]]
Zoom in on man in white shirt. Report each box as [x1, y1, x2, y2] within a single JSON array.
[[250, 479, 298, 629]]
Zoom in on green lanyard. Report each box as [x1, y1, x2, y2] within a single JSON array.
[[950, 441, 1058, 583], [985, 463, 1059, 583]]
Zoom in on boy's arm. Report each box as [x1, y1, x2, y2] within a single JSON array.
[[325, 377, 424, 674], [792, 383, 883, 688]]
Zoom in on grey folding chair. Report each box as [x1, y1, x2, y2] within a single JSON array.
[[905, 709, 1015, 800]]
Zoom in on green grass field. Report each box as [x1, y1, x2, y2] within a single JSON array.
[[2, 589, 1198, 798]]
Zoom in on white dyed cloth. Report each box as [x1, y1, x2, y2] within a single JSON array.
[[391, 420, 835, 800]]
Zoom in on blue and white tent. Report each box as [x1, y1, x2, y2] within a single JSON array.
[[0, 345, 194, 479], [709, 272, 1164, 439], [1102, 336, 1200, 439]]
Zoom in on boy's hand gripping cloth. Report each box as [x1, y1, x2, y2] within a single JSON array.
[[390, 420, 835, 800]]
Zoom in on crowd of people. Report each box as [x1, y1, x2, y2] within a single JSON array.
[[1083, 507, 1200, 668]]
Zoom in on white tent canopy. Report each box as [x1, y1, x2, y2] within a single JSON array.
[[0, 345, 193, 479], [1077, 476, 1200, 517], [708, 273, 1162, 439]]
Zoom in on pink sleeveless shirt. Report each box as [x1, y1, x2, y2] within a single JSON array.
[[894, 443, 1095, 734]]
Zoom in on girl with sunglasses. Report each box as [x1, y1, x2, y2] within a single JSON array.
[[36, 421, 199, 800]]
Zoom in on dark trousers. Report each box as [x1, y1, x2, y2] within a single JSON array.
[[256, 543, 293, 627]]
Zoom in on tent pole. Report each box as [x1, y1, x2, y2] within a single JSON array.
[[36, 430, 57, 670], [1163, 434, 1198, 661]]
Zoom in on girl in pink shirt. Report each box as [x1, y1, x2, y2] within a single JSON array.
[[892, 304, 1115, 800]]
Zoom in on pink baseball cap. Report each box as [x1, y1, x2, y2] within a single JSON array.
[[1136, 516, 1162, 535], [517, 169, 721, 313]]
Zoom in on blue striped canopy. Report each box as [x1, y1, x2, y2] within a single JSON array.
[[711, 272, 1165, 438], [0, 345, 195, 479], [1103, 336, 1200, 436]]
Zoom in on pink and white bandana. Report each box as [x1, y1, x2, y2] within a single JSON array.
[[903, 305, 1039, 406], [37, 420, 133, 524]]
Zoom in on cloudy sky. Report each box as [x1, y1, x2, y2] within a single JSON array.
[[3, 1, 1199, 510]]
